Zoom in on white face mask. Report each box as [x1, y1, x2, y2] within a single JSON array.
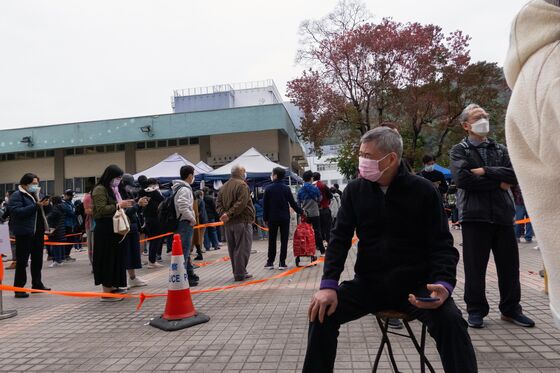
[[471, 118, 490, 136]]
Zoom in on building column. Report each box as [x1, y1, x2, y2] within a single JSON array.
[[199, 136, 211, 163], [54, 149, 65, 195], [278, 130, 291, 168], [124, 143, 136, 174]]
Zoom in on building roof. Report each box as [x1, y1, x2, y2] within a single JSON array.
[[0, 103, 301, 154]]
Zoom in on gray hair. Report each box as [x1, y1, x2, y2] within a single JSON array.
[[231, 164, 244, 177], [360, 126, 403, 159], [458, 103, 481, 124]]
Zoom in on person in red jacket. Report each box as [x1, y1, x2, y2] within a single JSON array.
[[313, 172, 333, 244]]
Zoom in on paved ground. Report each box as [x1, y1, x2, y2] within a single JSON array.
[[0, 230, 558, 372]]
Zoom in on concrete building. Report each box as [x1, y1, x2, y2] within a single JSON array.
[[306, 145, 348, 190], [0, 80, 307, 196]]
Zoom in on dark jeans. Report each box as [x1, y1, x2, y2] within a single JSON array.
[[462, 222, 522, 317], [267, 219, 290, 265], [14, 231, 46, 289], [319, 208, 332, 242], [148, 237, 164, 264], [514, 204, 533, 241], [307, 216, 325, 253], [204, 218, 220, 249], [64, 226, 77, 257], [303, 279, 477, 373]]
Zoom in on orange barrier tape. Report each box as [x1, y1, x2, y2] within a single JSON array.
[[194, 256, 231, 268], [515, 218, 531, 225], [254, 223, 270, 232], [0, 257, 326, 310]]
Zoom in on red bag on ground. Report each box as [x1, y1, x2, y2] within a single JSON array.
[[293, 218, 316, 267]]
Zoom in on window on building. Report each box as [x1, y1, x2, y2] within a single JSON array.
[[36, 151, 45, 158], [136, 142, 146, 149], [7, 154, 15, 161], [85, 147, 95, 154], [190, 137, 199, 145], [47, 180, 55, 195], [65, 179, 73, 191], [46, 150, 55, 157], [75, 147, 84, 155], [157, 140, 167, 147], [168, 139, 177, 147], [146, 141, 156, 149], [117, 144, 125, 151], [65, 148, 75, 156], [95, 146, 105, 153], [73, 178, 84, 193], [179, 138, 189, 146], [106, 144, 115, 152]]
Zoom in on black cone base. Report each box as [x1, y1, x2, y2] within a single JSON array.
[[149, 313, 210, 331]]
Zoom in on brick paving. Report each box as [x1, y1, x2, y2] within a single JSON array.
[[0, 230, 558, 372]]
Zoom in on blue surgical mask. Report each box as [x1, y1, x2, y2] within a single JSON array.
[[28, 184, 39, 194]]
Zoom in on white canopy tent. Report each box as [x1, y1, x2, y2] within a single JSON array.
[[196, 161, 214, 172], [202, 147, 302, 184], [134, 153, 206, 182]]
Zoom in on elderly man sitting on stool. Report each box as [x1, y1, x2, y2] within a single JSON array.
[[303, 127, 477, 373]]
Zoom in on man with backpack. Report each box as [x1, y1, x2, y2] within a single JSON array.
[[171, 165, 199, 286], [298, 171, 325, 255], [450, 104, 534, 329]]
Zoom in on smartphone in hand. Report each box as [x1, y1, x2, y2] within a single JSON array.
[[416, 297, 440, 303]]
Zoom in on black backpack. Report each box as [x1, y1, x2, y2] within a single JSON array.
[[157, 186, 185, 233]]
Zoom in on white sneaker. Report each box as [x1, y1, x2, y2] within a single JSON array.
[[146, 262, 164, 269], [534, 246, 540, 250], [278, 265, 288, 270], [49, 261, 63, 268], [129, 277, 147, 288]]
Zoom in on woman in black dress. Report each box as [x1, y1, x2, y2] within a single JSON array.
[[92, 165, 133, 301]]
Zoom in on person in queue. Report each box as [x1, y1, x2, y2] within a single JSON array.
[[450, 104, 534, 328], [297, 171, 324, 255], [8, 173, 52, 298], [141, 178, 165, 269], [46, 196, 67, 267], [303, 127, 477, 373], [119, 174, 149, 288], [92, 165, 134, 301], [173, 165, 199, 287], [263, 166, 303, 270], [216, 165, 256, 282]]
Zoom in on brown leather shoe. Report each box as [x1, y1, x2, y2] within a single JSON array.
[[5, 261, 16, 270]]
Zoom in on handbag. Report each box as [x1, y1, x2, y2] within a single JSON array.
[[113, 205, 130, 239]]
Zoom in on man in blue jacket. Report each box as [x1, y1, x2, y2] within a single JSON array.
[[263, 167, 303, 270], [297, 171, 324, 255], [62, 189, 78, 262]]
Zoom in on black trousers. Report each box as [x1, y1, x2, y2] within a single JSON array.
[[14, 231, 46, 289], [267, 219, 290, 265], [319, 208, 332, 242], [462, 222, 521, 317], [303, 279, 477, 373], [306, 216, 325, 253]]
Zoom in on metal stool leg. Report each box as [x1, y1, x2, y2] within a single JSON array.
[[402, 320, 436, 373], [373, 317, 401, 373]]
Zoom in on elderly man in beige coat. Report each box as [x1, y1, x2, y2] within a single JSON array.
[[504, 0, 560, 326]]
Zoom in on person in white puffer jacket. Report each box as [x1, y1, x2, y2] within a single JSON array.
[[504, 0, 560, 327]]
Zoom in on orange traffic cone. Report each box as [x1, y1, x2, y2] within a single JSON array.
[[149, 234, 210, 331]]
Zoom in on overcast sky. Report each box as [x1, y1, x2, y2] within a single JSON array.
[[0, 0, 529, 129]]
